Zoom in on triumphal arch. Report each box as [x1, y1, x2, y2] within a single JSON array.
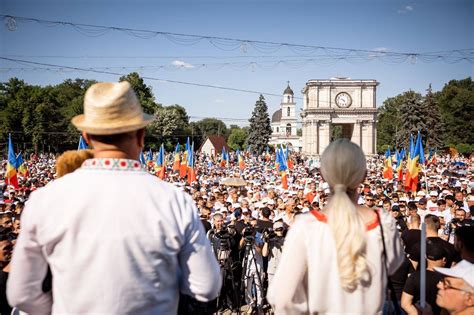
[[301, 78, 379, 156]]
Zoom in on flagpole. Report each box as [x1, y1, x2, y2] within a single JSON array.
[[420, 221, 426, 308]]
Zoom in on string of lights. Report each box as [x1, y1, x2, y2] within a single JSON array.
[[2, 15, 473, 64], [0, 55, 386, 73]]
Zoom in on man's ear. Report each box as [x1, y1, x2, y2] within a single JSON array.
[[136, 129, 145, 148]]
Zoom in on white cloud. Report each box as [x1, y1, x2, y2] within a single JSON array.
[[171, 60, 194, 69], [214, 99, 225, 103], [398, 5, 414, 14]]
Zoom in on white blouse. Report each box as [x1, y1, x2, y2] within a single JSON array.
[[267, 209, 404, 315]]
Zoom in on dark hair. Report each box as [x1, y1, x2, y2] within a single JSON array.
[[437, 199, 446, 206], [407, 202, 418, 210], [425, 214, 440, 231], [445, 195, 455, 202], [88, 130, 138, 145]]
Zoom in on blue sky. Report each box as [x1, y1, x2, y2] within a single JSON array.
[[1, 0, 473, 126]]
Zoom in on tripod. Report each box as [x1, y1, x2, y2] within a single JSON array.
[[240, 238, 265, 314], [211, 233, 241, 314]]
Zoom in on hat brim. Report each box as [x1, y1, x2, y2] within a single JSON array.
[[71, 113, 155, 135]]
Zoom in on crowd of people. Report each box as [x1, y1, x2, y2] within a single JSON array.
[[0, 81, 473, 315]]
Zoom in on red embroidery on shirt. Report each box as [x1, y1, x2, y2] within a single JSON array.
[[310, 209, 380, 231], [104, 160, 111, 166], [120, 161, 127, 167]]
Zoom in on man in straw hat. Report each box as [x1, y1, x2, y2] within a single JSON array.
[[7, 81, 221, 314]]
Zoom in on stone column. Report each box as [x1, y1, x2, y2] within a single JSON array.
[[362, 121, 374, 155], [351, 120, 361, 147], [372, 120, 377, 155], [319, 120, 331, 154]]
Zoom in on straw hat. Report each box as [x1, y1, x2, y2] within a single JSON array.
[[71, 81, 154, 135]]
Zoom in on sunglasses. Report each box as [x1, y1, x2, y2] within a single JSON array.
[[275, 228, 284, 232], [366, 199, 374, 202]]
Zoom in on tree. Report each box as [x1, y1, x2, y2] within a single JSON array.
[[228, 127, 248, 150], [377, 94, 404, 151], [396, 90, 426, 148], [119, 72, 160, 115], [423, 84, 444, 149], [148, 104, 189, 149], [247, 94, 272, 153], [194, 118, 228, 138], [435, 77, 474, 146]]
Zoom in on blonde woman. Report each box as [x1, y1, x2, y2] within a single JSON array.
[[267, 139, 404, 314]]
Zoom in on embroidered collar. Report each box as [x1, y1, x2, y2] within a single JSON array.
[[81, 158, 144, 172]]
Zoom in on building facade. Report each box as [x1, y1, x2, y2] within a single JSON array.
[[301, 78, 379, 156], [269, 83, 302, 151]]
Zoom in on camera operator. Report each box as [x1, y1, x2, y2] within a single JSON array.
[[445, 205, 468, 244], [262, 221, 286, 285], [207, 213, 240, 312], [239, 223, 264, 314]]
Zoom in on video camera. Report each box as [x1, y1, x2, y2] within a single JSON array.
[[242, 224, 255, 242], [262, 227, 276, 242]]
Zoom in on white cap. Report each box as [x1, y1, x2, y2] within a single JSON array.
[[429, 191, 438, 197], [417, 191, 426, 197], [434, 260, 474, 287]]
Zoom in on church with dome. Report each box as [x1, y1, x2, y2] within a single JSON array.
[[269, 83, 302, 151]]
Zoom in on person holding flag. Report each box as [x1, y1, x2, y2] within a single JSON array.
[[5, 134, 19, 189], [179, 139, 189, 178]]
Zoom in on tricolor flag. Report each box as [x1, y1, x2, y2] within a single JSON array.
[[395, 150, 403, 181], [155, 144, 166, 179], [237, 150, 245, 170], [265, 146, 271, 162], [172, 143, 180, 172], [187, 142, 196, 184], [406, 131, 424, 192], [16, 152, 29, 177], [5, 134, 19, 188], [277, 149, 288, 189], [285, 145, 294, 169], [275, 147, 281, 171], [78, 136, 88, 150], [147, 148, 154, 166], [383, 147, 394, 179], [427, 149, 437, 166], [404, 134, 415, 191], [139, 151, 146, 165], [180, 139, 190, 178], [220, 147, 227, 168]]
